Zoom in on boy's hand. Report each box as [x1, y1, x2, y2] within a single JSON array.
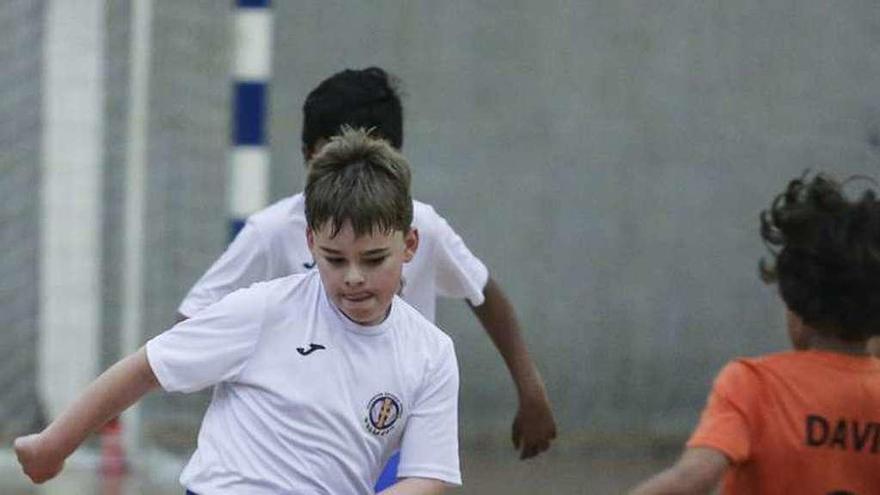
[[512, 388, 557, 459], [14, 433, 65, 484]]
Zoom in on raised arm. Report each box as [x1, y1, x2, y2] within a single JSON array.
[[377, 477, 446, 495], [628, 447, 729, 495], [14, 347, 160, 483], [469, 277, 557, 459]]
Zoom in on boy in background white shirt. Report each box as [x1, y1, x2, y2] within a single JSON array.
[[178, 67, 557, 470]]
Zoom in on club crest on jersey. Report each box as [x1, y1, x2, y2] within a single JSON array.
[[364, 392, 402, 436]]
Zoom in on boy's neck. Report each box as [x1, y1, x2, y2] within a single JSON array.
[[334, 298, 393, 328], [808, 334, 870, 356]]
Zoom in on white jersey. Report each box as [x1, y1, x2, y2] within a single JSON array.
[[147, 271, 461, 494], [178, 194, 489, 322]]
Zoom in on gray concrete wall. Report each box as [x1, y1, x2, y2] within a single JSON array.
[[7, 0, 875, 449], [269, 1, 880, 441]]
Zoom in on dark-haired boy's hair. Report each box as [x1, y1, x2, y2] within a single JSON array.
[[760, 172, 880, 341], [305, 127, 412, 238], [302, 67, 403, 154]]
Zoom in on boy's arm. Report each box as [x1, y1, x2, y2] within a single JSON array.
[[377, 477, 446, 495], [14, 347, 159, 484], [628, 447, 729, 495], [468, 277, 557, 459]]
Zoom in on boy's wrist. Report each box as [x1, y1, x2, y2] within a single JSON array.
[[16, 433, 50, 465], [513, 367, 548, 402], [39, 425, 79, 462], [518, 387, 549, 406]]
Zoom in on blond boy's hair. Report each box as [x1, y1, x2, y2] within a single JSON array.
[[305, 127, 412, 237]]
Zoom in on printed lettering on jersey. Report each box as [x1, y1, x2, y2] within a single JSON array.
[[805, 414, 880, 453], [364, 392, 402, 436]]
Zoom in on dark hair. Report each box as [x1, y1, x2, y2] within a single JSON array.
[[305, 127, 412, 238], [760, 172, 880, 340], [302, 67, 403, 154]]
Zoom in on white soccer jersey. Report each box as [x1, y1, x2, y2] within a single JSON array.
[[178, 194, 489, 322], [147, 271, 461, 494]]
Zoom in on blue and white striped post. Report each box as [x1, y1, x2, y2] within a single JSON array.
[[230, 0, 272, 240]]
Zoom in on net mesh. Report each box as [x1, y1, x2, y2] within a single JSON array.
[[0, 0, 44, 444], [135, 0, 230, 454]]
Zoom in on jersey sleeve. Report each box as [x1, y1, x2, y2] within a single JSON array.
[[427, 208, 489, 306], [686, 361, 760, 464], [147, 285, 267, 393], [178, 222, 270, 317], [397, 338, 462, 486]]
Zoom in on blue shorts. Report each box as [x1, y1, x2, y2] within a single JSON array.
[[374, 451, 400, 491]]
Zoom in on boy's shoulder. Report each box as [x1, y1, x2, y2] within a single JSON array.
[[733, 350, 798, 367], [237, 270, 319, 309], [719, 350, 880, 394], [735, 349, 879, 371], [257, 269, 319, 295], [709, 352, 795, 392], [247, 194, 307, 231], [723, 351, 806, 380], [391, 295, 455, 347], [411, 199, 445, 231]]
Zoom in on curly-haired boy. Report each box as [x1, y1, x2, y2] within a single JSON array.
[[631, 172, 880, 494]]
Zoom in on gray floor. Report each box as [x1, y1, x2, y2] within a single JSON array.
[[0, 445, 679, 494]]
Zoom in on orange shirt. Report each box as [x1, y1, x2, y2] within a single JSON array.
[[687, 350, 880, 494]]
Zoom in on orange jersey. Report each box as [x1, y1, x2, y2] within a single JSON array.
[[687, 350, 880, 494]]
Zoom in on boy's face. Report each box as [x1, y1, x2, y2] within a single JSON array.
[[308, 221, 418, 326]]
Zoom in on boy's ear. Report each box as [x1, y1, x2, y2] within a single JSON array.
[[785, 308, 811, 350], [403, 228, 419, 263], [306, 227, 315, 251]]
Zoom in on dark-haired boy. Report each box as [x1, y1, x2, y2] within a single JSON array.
[[630, 173, 880, 494], [16, 129, 460, 494], [178, 67, 556, 465]]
